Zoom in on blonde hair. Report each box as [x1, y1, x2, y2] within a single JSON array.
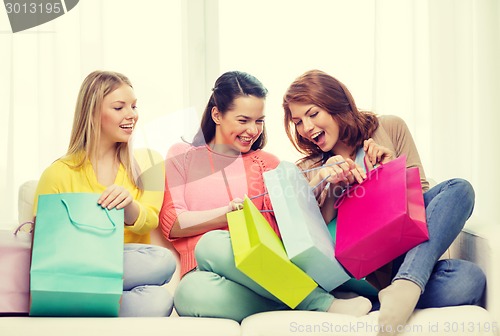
[[66, 70, 141, 189]]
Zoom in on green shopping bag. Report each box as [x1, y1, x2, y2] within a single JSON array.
[[30, 193, 124, 317], [227, 196, 317, 308]]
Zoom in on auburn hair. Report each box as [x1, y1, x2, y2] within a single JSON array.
[[283, 69, 379, 165]]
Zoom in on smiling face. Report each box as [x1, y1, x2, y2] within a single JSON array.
[[211, 95, 265, 154], [100, 84, 138, 148], [289, 102, 343, 153]]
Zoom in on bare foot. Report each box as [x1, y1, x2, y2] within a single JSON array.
[[376, 279, 421, 335], [328, 296, 372, 317]]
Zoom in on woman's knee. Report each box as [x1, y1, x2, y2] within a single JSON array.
[[452, 260, 486, 305], [174, 271, 212, 315], [450, 178, 475, 213], [424, 259, 485, 307], [195, 230, 233, 271], [141, 245, 176, 279], [123, 244, 177, 289], [174, 270, 276, 322], [120, 285, 174, 317], [174, 271, 238, 320]]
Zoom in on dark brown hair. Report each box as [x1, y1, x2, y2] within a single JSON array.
[[192, 71, 268, 150]]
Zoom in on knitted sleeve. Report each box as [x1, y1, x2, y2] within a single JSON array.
[[159, 142, 191, 241], [248, 150, 282, 237], [379, 115, 429, 192]]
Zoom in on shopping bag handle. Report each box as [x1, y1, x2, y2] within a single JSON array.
[[61, 199, 117, 232], [14, 221, 34, 235], [301, 161, 346, 174], [303, 161, 346, 192], [253, 161, 346, 199], [250, 166, 336, 210], [333, 163, 385, 209]]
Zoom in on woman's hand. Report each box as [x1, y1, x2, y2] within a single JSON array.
[[98, 184, 133, 210], [99, 185, 140, 225], [320, 155, 366, 187], [227, 197, 244, 212], [363, 138, 395, 170], [314, 155, 366, 223]]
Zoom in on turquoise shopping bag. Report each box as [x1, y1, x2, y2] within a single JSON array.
[[263, 161, 350, 292], [30, 193, 124, 317]]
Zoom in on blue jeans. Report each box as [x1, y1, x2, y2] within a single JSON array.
[[119, 243, 176, 317], [388, 178, 485, 308]]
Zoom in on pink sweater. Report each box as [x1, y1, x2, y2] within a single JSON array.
[[159, 143, 280, 277]]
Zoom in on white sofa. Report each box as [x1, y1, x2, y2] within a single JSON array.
[[1, 180, 499, 336]]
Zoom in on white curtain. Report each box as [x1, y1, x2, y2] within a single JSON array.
[[1, 0, 498, 228], [217, 0, 500, 223], [373, 0, 500, 222], [0, 0, 190, 229]]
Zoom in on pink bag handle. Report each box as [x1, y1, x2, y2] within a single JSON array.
[[13, 221, 34, 235], [333, 162, 385, 209]]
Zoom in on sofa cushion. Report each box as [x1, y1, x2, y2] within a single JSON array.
[[0, 316, 241, 336], [240, 306, 498, 336]]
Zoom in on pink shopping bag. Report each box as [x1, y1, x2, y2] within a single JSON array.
[[0, 223, 32, 315], [334, 155, 428, 279]]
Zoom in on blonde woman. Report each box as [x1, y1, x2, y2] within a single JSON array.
[[33, 70, 176, 316]]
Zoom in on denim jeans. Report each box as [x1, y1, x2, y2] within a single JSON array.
[[390, 178, 486, 308], [119, 243, 177, 317]]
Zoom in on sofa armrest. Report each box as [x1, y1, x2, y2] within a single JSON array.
[[18, 180, 38, 225], [449, 216, 500, 323]]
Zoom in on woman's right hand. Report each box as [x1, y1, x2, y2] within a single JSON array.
[[314, 155, 366, 223], [320, 155, 366, 187], [227, 197, 244, 212]]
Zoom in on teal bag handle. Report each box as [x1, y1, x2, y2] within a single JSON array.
[[61, 199, 117, 232]]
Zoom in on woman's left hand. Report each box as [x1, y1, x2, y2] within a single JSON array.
[[98, 184, 133, 210], [363, 138, 395, 170]]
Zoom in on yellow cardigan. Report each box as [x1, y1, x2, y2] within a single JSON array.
[[33, 150, 164, 244]]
